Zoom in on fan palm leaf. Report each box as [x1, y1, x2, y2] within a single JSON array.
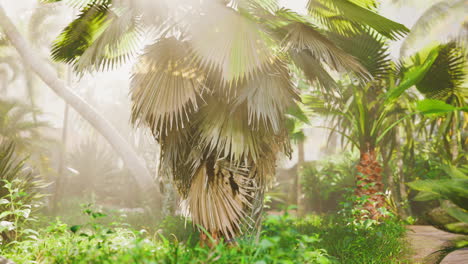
[[131, 37, 204, 132], [289, 50, 339, 91], [400, 0, 468, 56], [51, 1, 142, 73], [73, 9, 142, 73], [328, 30, 391, 80], [307, 0, 409, 40], [276, 9, 369, 78], [188, 3, 276, 84], [51, 2, 110, 64], [0, 100, 48, 151], [415, 42, 467, 102]]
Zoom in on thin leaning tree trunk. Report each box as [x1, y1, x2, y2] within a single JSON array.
[[0, 6, 157, 194], [52, 66, 71, 212]]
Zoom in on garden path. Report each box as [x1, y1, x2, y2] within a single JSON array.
[[407, 225, 468, 264]]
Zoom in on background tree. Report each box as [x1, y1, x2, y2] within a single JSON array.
[[304, 30, 466, 219], [0, 5, 158, 197], [400, 0, 468, 57]]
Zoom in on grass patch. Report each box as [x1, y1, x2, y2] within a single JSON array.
[[0, 211, 410, 263]]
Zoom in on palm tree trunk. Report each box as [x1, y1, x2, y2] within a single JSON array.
[[0, 6, 158, 194], [52, 71, 70, 212], [355, 147, 387, 220], [296, 138, 305, 216], [24, 66, 37, 123], [451, 113, 459, 164]]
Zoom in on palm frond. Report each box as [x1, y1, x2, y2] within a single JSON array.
[[290, 50, 339, 91], [328, 30, 391, 79], [236, 0, 279, 12], [51, 2, 142, 73], [182, 161, 255, 240], [191, 95, 290, 170], [274, 9, 369, 80], [28, 4, 60, 47], [307, 0, 409, 40], [0, 142, 45, 208], [51, 2, 111, 65], [73, 9, 142, 73], [158, 123, 202, 198], [400, 0, 467, 56], [130, 37, 205, 133], [188, 4, 276, 84], [113, 0, 169, 25], [408, 179, 468, 211], [0, 56, 21, 84], [234, 59, 298, 133], [416, 42, 467, 101], [0, 100, 47, 151], [41, 0, 107, 9]]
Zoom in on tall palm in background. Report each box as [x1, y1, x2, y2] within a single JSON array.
[[308, 28, 467, 219], [410, 42, 467, 165], [0, 35, 21, 92], [0, 100, 48, 152], [399, 0, 467, 57], [45, 0, 408, 240], [0, 4, 62, 111], [0, 3, 158, 195]]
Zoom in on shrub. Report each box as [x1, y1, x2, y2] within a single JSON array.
[[300, 153, 357, 213], [0, 142, 45, 244]]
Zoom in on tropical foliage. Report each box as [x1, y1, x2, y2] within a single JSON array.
[[0, 142, 45, 243], [0, 99, 48, 152], [304, 33, 467, 218], [1, 0, 467, 263], [45, 0, 410, 240]]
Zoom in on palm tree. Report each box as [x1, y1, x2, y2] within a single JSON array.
[[410, 42, 467, 164], [0, 142, 46, 243], [399, 0, 468, 56], [0, 99, 48, 151], [0, 34, 21, 93], [308, 27, 467, 219], [42, 0, 408, 241]]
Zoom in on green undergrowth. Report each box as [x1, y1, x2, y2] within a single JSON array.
[[0, 210, 410, 264]]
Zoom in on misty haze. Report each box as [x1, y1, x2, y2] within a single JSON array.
[[0, 0, 467, 263]]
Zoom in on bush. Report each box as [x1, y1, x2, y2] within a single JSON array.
[[0, 142, 45, 244], [157, 215, 199, 246], [0, 209, 410, 264], [0, 189, 409, 264], [263, 211, 410, 264], [300, 153, 357, 213]]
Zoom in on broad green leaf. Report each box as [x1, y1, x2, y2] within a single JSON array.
[[445, 206, 468, 224], [441, 164, 468, 179], [385, 47, 440, 102], [417, 99, 457, 115], [307, 0, 409, 40], [0, 211, 11, 219], [444, 222, 468, 234], [51, 3, 110, 64], [286, 103, 310, 125], [413, 191, 440, 202], [70, 225, 82, 233], [415, 42, 467, 99], [408, 179, 468, 210]]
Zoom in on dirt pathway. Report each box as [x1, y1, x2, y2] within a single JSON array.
[[407, 225, 468, 263]]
